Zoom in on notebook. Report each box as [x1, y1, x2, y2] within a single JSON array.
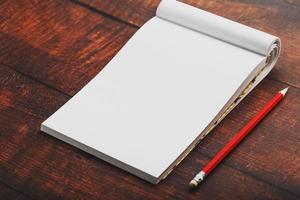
[[41, 0, 280, 184]]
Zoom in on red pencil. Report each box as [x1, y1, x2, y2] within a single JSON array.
[[189, 87, 289, 189]]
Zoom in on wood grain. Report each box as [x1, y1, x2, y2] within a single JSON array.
[[76, 0, 300, 88], [0, 0, 136, 96], [0, 0, 299, 199]]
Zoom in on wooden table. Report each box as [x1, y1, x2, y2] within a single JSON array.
[[0, 0, 299, 199]]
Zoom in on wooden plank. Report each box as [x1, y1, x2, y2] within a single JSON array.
[[0, 0, 299, 199], [0, 64, 299, 199], [0, 0, 137, 96], [75, 0, 300, 88]]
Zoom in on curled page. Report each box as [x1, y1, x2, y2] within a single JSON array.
[[157, 0, 280, 65]]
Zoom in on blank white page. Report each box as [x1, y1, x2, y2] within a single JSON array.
[[42, 17, 265, 180]]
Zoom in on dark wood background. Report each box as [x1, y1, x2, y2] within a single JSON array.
[[0, 0, 299, 199]]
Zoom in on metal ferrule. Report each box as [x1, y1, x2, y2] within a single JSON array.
[[193, 171, 206, 183]]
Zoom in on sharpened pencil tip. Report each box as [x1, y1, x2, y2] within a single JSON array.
[[279, 87, 289, 96]]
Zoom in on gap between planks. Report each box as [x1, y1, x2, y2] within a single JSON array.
[[0, 181, 34, 200], [0, 63, 71, 98], [70, 0, 140, 29]]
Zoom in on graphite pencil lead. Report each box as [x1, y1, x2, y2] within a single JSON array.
[[279, 87, 289, 96]]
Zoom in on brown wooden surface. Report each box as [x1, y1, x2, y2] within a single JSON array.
[[0, 0, 299, 199]]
